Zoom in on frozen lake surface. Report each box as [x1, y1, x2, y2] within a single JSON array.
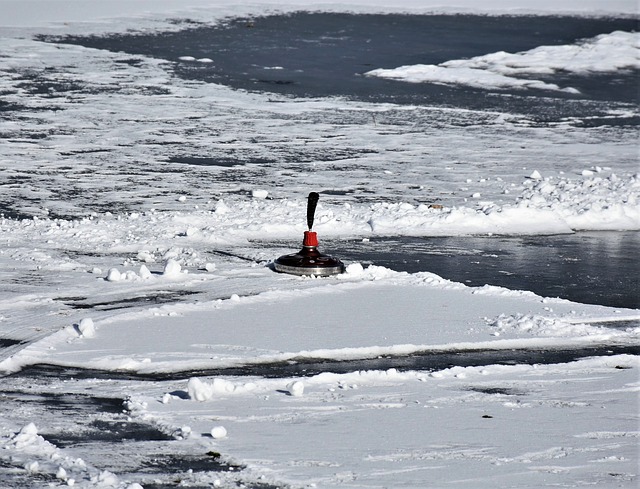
[[0, 3, 638, 488]]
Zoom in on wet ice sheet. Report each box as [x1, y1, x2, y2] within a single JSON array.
[[323, 232, 640, 309]]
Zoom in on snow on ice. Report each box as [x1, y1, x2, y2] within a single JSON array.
[[366, 31, 640, 93], [121, 355, 640, 488], [4, 264, 636, 376], [0, 1, 638, 488], [3, 422, 124, 487]]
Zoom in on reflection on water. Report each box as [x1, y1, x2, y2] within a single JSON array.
[[327, 231, 639, 309]]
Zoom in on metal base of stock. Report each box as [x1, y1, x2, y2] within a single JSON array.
[[274, 246, 345, 276]]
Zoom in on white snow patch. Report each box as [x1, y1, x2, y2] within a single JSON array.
[[367, 31, 639, 92], [162, 259, 182, 277], [77, 318, 95, 338], [210, 426, 228, 439], [286, 380, 305, 397], [106, 268, 122, 282]]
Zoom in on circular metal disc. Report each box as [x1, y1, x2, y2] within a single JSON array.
[[274, 250, 345, 276]]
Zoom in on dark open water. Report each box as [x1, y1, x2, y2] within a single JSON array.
[[47, 13, 640, 123]]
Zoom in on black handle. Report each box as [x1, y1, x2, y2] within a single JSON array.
[[307, 192, 319, 230]]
